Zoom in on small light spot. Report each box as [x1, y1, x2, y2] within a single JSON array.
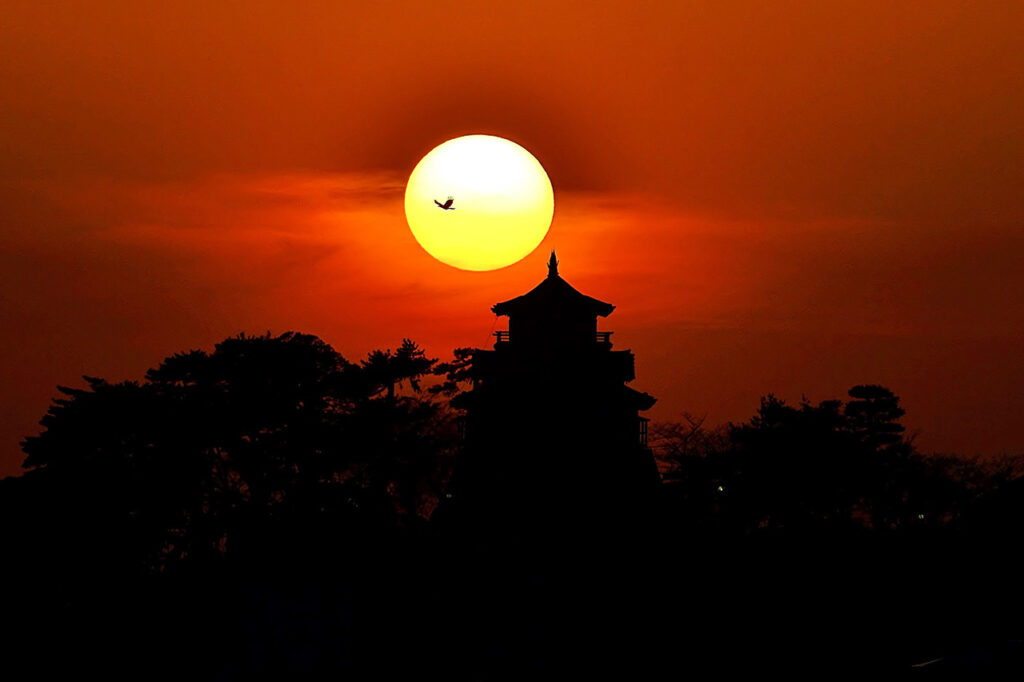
[[716, 485, 724, 492]]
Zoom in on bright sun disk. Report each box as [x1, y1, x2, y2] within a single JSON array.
[[404, 135, 554, 271]]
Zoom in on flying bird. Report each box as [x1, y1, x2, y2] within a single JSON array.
[[434, 196, 455, 210]]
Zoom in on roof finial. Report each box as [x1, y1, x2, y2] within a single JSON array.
[[547, 249, 559, 278]]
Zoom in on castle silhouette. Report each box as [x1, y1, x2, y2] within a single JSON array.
[[452, 251, 659, 540]]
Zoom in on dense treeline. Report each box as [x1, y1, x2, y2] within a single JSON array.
[[2, 331, 1023, 677], [1, 333, 463, 678], [7, 332, 456, 574], [653, 388, 1024, 538]]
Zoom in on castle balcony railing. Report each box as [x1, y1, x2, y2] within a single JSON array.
[[493, 330, 614, 346]]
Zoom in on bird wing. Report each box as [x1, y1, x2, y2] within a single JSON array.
[[443, 198, 454, 209], [434, 199, 443, 207]]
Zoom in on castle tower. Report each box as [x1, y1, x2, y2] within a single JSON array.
[[453, 252, 659, 535]]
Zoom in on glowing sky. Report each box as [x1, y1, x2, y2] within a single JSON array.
[[2, 2, 1023, 475]]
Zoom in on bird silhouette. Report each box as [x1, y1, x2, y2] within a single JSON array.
[[434, 196, 455, 210]]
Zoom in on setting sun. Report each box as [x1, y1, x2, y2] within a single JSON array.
[[404, 135, 554, 271]]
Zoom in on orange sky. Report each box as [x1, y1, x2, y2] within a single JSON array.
[[2, 2, 1023, 476]]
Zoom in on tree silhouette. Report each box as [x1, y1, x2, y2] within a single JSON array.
[[16, 332, 454, 574], [654, 385, 957, 534], [725, 394, 861, 531], [844, 384, 907, 452], [357, 338, 437, 402], [429, 346, 475, 397]]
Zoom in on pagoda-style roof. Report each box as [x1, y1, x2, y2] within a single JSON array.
[[622, 385, 658, 411], [491, 251, 615, 318]]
